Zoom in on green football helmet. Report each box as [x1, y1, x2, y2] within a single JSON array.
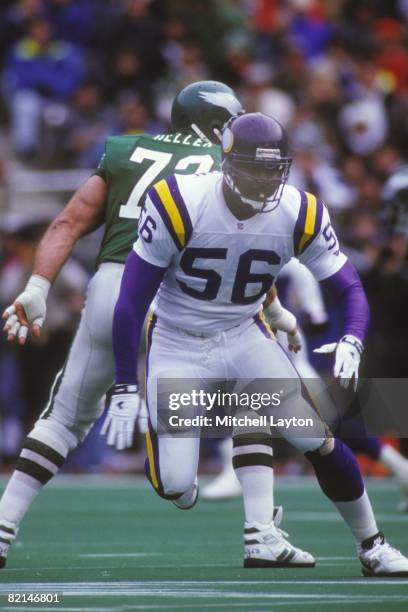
[[171, 80, 244, 144], [382, 165, 408, 238]]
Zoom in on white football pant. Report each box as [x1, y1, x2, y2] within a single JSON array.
[[30, 263, 124, 453], [145, 314, 327, 498]]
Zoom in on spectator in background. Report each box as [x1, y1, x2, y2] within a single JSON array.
[[335, 0, 377, 57], [64, 81, 118, 169], [288, 0, 333, 61], [0, 217, 88, 432], [118, 94, 164, 136], [161, 16, 188, 71], [2, 17, 85, 159], [155, 40, 210, 126], [240, 62, 296, 127], [108, 0, 165, 80], [42, 80, 118, 169], [45, 0, 97, 48], [338, 97, 388, 156], [105, 48, 152, 104], [375, 17, 408, 94], [249, 0, 286, 62], [0, 0, 46, 68]]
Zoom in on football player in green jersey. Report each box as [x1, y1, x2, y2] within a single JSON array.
[[0, 81, 242, 567], [0, 81, 304, 568]]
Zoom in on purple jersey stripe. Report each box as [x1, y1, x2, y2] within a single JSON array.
[[148, 187, 183, 251], [166, 175, 193, 245]]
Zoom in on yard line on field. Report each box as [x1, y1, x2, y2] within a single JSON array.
[[316, 557, 354, 560], [0, 608, 128, 612], [0, 608, 259, 612], [286, 511, 408, 523], [2, 592, 408, 603], [0, 563, 237, 572], [1, 609, 117, 612], [0, 607, 268, 612], [135, 563, 243, 568], [2, 581, 408, 592], [1, 605, 405, 612], [78, 553, 161, 558]]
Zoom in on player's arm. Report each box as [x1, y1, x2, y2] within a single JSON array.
[[2, 175, 106, 344], [31, 175, 106, 282], [263, 286, 302, 353], [297, 200, 369, 389], [102, 186, 178, 449], [101, 249, 167, 450], [112, 250, 166, 386]]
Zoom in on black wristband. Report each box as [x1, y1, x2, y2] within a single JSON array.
[[340, 335, 364, 355], [112, 383, 139, 395]]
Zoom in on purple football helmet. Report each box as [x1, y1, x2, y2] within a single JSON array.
[[221, 112, 292, 212]]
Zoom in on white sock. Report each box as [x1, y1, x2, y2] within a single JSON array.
[[233, 436, 274, 524], [334, 490, 379, 549], [380, 444, 408, 481], [0, 472, 43, 528], [0, 422, 72, 529]]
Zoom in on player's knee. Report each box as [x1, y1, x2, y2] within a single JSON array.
[[30, 419, 77, 457], [316, 437, 335, 455], [144, 457, 193, 500], [302, 437, 335, 458], [161, 468, 196, 498], [289, 436, 327, 455]]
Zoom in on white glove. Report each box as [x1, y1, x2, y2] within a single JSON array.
[[264, 297, 301, 353], [2, 275, 50, 344], [314, 335, 363, 391], [101, 384, 146, 450]]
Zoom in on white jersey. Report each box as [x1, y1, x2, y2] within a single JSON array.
[[134, 171, 346, 332]]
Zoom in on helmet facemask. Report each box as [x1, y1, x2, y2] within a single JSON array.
[[222, 156, 292, 212]]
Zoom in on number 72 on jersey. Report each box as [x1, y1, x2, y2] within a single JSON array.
[[119, 147, 215, 220]]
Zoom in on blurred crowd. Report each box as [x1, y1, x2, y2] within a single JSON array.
[[0, 0, 407, 470]]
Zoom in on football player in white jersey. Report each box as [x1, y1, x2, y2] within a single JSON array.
[[106, 112, 408, 575]]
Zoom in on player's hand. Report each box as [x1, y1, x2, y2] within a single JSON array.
[[287, 327, 302, 353], [263, 297, 301, 352], [2, 275, 50, 345], [101, 384, 146, 450], [314, 335, 363, 391]]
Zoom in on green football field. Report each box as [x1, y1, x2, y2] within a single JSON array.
[[0, 475, 407, 611]]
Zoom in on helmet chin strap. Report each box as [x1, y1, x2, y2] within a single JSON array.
[[190, 122, 212, 144], [213, 127, 222, 141], [191, 123, 225, 144], [240, 194, 265, 212]]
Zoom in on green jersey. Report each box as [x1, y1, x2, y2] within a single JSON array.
[[95, 133, 221, 266]]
